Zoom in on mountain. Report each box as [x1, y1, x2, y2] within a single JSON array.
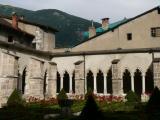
[[0, 4, 101, 48]]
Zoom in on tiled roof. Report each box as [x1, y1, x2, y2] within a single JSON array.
[[0, 18, 34, 38], [0, 15, 58, 32], [74, 6, 160, 47], [83, 18, 129, 38]]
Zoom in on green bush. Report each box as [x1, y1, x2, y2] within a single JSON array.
[[7, 89, 25, 107], [145, 87, 160, 120], [57, 89, 71, 107], [57, 89, 68, 101], [80, 93, 104, 120], [125, 91, 140, 103], [85, 88, 93, 100]]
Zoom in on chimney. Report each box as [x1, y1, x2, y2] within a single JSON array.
[[89, 20, 96, 38], [102, 18, 109, 30], [12, 12, 18, 29], [19, 15, 24, 20]]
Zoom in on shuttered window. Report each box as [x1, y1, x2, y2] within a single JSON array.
[[151, 27, 160, 37]]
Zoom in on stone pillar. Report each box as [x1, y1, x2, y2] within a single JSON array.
[[26, 58, 44, 99], [93, 73, 97, 94], [142, 73, 145, 94], [153, 59, 160, 89], [104, 73, 107, 94], [74, 61, 84, 95], [60, 74, 63, 90], [112, 59, 123, 96], [131, 74, 135, 92], [47, 62, 57, 98], [69, 75, 73, 93], [0, 52, 19, 107]]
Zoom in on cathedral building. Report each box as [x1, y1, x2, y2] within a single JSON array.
[[0, 6, 160, 106]]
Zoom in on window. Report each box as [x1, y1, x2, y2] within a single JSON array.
[[127, 33, 132, 40], [8, 36, 14, 43], [151, 27, 160, 37]]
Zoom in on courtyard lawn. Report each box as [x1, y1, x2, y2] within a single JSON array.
[[0, 101, 147, 120]]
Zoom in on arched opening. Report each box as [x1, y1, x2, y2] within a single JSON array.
[[22, 68, 26, 94], [43, 71, 47, 96], [72, 72, 75, 93], [107, 69, 112, 94], [134, 69, 142, 96], [63, 71, 70, 93], [123, 69, 131, 93], [145, 69, 154, 94], [56, 72, 61, 93], [87, 70, 94, 92], [96, 70, 104, 93]]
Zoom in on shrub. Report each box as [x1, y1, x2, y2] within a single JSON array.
[[145, 87, 160, 119], [57, 89, 68, 101], [80, 93, 104, 120], [57, 89, 72, 108], [85, 88, 93, 100], [125, 90, 140, 103], [7, 89, 25, 107]]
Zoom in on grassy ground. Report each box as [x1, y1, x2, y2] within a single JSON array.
[[0, 101, 147, 120]]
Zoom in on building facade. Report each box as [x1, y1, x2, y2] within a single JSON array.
[[0, 6, 160, 106]]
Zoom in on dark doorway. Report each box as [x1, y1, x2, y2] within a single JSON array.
[[123, 69, 131, 93], [96, 70, 104, 93], [145, 69, 154, 94], [107, 69, 112, 94], [43, 71, 47, 95], [22, 68, 26, 94], [134, 69, 142, 96], [63, 71, 70, 93], [87, 70, 94, 92], [56, 72, 61, 93], [72, 72, 75, 93]]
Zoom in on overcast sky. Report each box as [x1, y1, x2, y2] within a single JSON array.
[[0, 0, 159, 23]]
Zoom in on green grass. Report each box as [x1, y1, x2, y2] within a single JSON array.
[[0, 101, 148, 120]]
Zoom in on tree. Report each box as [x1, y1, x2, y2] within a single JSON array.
[[80, 91, 104, 120], [146, 87, 160, 119]]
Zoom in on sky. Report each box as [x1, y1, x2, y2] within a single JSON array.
[[0, 0, 159, 23]]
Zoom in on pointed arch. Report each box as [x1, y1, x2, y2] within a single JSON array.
[[134, 69, 142, 96], [56, 72, 61, 93], [86, 70, 94, 92], [72, 71, 75, 93], [123, 69, 131, 93], [107, 68, 112, 94], [63, 71, 70, 93], [96, 70, 104, 93], [22, 67, 26, 94], [43, 70, 47, 96], [145, 68, 154, 94]]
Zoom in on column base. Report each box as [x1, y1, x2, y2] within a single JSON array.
[[141, 93, 150, 102]]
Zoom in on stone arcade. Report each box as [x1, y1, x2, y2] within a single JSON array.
[[0, 6, 160, 106]]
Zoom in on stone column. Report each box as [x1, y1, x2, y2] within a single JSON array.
[[26, 58, 44, 99], [0, 52, 19, 107], [131, 74, 135, 92], [47, 62, 57, 98], [153, 59, 160, 89], [93, 73, 97, 94], [69, 75, 73, 93], [74, 61, 85, 95], [104, 73, 107, 94], [112, 59, 123, 96], [60, 74, 64, 90], [142, 73, 145, 94]]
